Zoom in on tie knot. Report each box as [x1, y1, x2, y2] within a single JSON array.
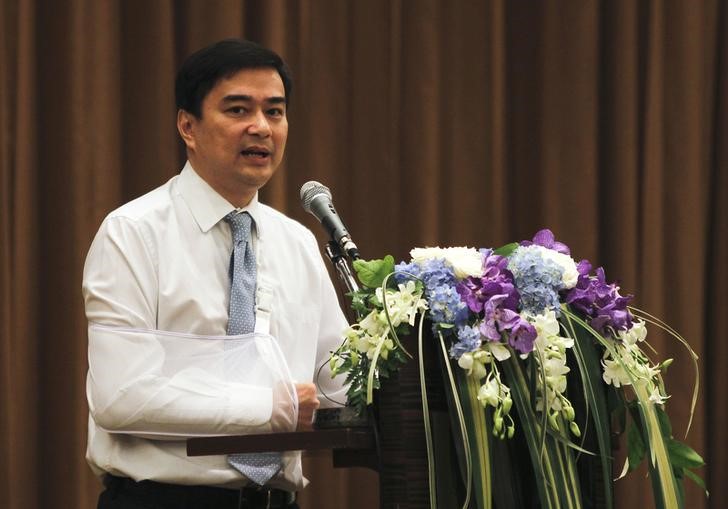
[[224, 211, 253, 244]]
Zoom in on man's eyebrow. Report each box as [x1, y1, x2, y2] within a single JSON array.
[[221, 95, 286, 104], [222, 94, 253, 103]]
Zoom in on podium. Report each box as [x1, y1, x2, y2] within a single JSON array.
[[187, 327, 611, 509], [187, 332, 453, 508]]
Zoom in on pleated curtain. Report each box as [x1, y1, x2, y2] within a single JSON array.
[[1, 1, 725, 508]]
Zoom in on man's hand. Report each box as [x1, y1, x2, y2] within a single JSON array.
[[295, 383, 320, 431]]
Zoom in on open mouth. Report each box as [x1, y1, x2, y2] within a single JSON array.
[[241, 148, 271, 159]]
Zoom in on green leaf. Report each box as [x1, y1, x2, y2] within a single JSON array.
[[562, 307, 682, 508], [456, 369, 492, 509], [683, 469, 709, 496], [632, 385, 682, 509], [349, 289, 375, 316], [655, 406, 673, 438], [609, 390, 627, 435], [493, 242, 519, 257], [502, 355, 562, 508], [353, 255, 395, 288], [667, 439, 705, 469], [545, 427, 596, 456], [627, 422, 646, 471]]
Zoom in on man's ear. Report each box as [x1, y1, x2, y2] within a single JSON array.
[[177, 109, 196, 151]]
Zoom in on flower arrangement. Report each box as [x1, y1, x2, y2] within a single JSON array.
[[330, 230, 705, 509]]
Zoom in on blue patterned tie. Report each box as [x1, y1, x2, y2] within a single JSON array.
[[224, 211, 282, 485]]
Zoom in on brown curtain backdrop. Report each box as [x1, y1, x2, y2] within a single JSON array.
[[1, 0, 725, 507]]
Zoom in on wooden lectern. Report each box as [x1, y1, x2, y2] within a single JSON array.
[[187, 332, 455, 508]]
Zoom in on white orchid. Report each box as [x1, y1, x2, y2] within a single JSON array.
[[358, 309, 385, 337], [524, 310, 579, 431], [375, 280, 428, 327], [530, 309, 561, 337], [602, 357, 632, 387], [341, 310, 397, 363], [649, 387, 669, 405], [478, 377, 501, 408], [342, 281, 429, 365], [350, 330, 395, 361], [458, 351, 488, 380], [476, 369, 515, 438], [601, 339, 661, 391], [618, 320, 648, 345], [484, 342, 512, 361]]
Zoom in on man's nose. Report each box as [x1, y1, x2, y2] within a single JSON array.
[[248, 111, 271, 136]]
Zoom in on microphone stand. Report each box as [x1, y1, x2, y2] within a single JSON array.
[[324, 241, 359, 293], [316, 241, 373, 426]]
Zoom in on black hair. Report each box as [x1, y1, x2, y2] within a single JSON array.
[[175, 38, 292, 118]]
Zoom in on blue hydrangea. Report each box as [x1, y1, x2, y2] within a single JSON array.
[[428, 284, 469, 326], [508, 246, 564, 315], [450, 324, 482, 359], [394, 261, 422, 284], [419, 258, 457, 289], [396, 258, 468, 328]]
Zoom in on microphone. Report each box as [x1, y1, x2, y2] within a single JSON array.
[[300, 181, 360, 260]]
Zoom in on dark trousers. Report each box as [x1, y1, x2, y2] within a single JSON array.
[[98, 475, 299, 509]]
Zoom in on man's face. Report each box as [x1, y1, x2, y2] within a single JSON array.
[[178, 67, 288, 206]]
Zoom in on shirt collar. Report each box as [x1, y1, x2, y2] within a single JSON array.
[[177, 161, 263, 238]]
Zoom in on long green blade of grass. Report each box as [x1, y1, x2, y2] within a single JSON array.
[[437, 333, 474, 509], [455, 369, 492, 509], [562, 309, 614, 509], [502, 355, 559, 508]]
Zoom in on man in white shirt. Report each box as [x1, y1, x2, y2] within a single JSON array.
[[83, 39, 348, 509]]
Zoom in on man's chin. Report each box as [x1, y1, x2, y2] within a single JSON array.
[[236, 166, 277, 187]]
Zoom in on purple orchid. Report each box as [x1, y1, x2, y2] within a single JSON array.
[[480, 295, 513, 341], [479, 306, 536, 354], [507, 316, 538, 354], [457, 250, 520, 313], [521, 229, 571, 255], [566, 263, 634, 335], [454, 250, 536, 353]]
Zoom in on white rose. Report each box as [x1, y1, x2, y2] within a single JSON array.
[[410, 246, 483, 278], [410, 247, 446, 262], [540, 248, 579, 289], [443, 247, 484, 278]]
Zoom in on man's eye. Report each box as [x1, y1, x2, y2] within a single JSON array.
[[267, 108, 284, 117], [228, 106, 247, 114]]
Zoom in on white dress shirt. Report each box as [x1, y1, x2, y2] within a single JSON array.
[[83, 162, 348, 490]]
